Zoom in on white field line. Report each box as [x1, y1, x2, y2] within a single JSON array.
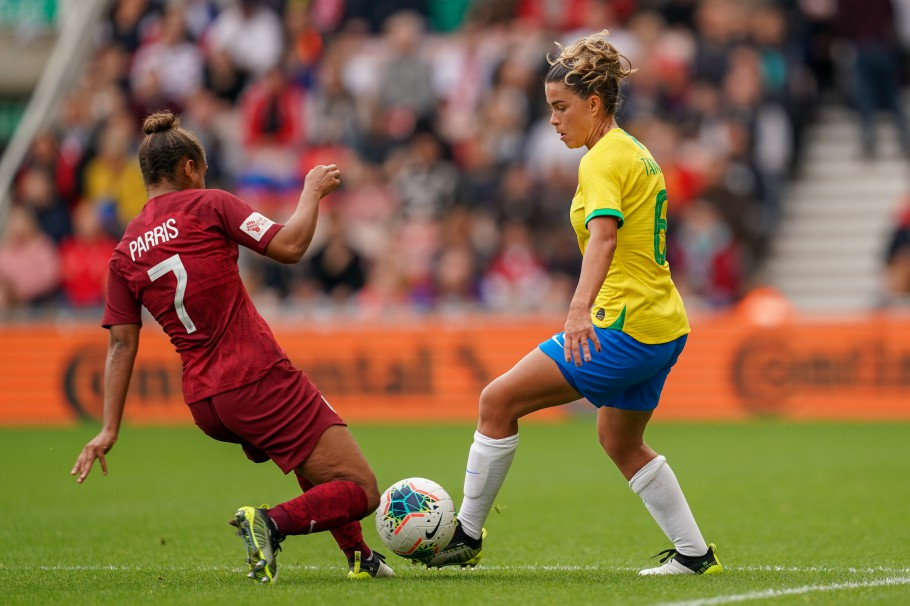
[[23, 564, 910, 605], [31, 564, 910, 575], [657, 577, 910, 606], [26, 564, 910, 602]]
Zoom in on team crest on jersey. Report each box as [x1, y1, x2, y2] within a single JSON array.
[[240, 212, 274, 241]]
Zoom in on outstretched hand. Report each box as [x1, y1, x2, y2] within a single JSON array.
[[71, 429, 118, 484]]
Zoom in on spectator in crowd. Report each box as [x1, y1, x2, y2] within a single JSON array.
[[428, 206, 482, 310], [206, 0, 285, 81], [236, 67, 306, 199], [15, 167, 71, 244], [203, 49, 248, 105], [3, 0, 841, 317], [883, 199, 910, 306], [390, 130, 460, 220], [836, 0, 910, 158], [58, 202, 118, 309], [22, 129, 79, 207], [105, 0, 159, 54], [480, 221, 550, 312], [673, 199, 743, 309], [375, 11, 437, 139], [130, 4, 204, 114], [357, 248, 413, 319], [431, 20, 496, 150], [182, 0, 220, 42], [305, 47, 360, 149], [83, 111, 146, 233], [241, 67, 306, 150], [478, 53, 538, 168], [178, 89, 233, 189], [307, 210, 368, 303], [0, 206, 61, 310], [284, 0, 325, 86], [691, 0, 743, 86]]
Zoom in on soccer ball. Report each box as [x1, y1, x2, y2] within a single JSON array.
[[375, 477, 457, 560]]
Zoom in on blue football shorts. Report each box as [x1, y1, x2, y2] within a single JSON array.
[[538, 327, 688, 411]]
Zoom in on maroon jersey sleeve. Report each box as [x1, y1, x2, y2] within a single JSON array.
[[102, 267, 142, 328], [210, 190, 283, 255]]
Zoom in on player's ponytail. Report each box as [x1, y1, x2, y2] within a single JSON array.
[[138, 110, 205, 187], [545, 29, 635, 117]]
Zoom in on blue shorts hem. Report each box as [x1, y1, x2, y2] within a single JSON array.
[[538, 329, 687, 411], [538, 343, 581, 393]]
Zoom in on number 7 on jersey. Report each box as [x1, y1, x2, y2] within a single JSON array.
[[148, 254, 197, 333]]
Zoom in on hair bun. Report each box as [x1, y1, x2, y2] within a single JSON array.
[[143, 111, 180, 135]]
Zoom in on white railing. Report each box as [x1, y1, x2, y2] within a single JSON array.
[[0, 0, 111, 228]]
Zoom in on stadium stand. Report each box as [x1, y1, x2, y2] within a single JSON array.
[[2, 0, 905, 317]]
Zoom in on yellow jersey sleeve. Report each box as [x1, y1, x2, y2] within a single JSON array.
[[570, 129, 690, 344], [578, 157, 625, 229]]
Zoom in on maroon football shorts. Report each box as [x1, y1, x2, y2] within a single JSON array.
[[188, 359, 346, 474]]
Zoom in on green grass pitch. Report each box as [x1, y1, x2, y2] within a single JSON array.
[[2, 419, 909, 605]]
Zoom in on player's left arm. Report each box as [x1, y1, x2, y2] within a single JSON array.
[[71, 323, 140, 484]]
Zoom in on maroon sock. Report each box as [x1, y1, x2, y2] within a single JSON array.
[[268, 478, 370, 555], [293, 472, 371, 559], [330, 521, 372, 560]]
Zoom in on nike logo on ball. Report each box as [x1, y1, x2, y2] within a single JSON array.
[[425, 517, 443, 539]]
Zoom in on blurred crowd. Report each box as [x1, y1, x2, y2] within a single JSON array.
[[0, 0, 894, 317]]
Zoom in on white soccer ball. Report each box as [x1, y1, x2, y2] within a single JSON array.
[[375, 477, 457, 560]]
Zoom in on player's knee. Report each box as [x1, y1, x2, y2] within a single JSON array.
[[598, 431, 640, 465], [360, 474, 380, 514], [478, 380, 519, 428], [341, 466, 379, 515]]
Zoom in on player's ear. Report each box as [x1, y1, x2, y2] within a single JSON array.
[[589, 94, 601, 115]]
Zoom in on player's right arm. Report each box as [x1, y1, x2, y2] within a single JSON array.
[[71, 323, 140, 484], [265, 164, 341, 263], [564, 216, 617, 366]]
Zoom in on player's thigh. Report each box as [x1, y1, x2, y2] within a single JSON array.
[[188, 399, 272, 463], [480, 347, 582, 423], [295, 425, 378, 495], [211, 360, 350, 474]]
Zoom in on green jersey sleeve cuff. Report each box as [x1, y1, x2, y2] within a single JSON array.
[[585, 208, 624, 228]]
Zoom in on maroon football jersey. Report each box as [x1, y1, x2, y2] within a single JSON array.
[[103, 189, 287, 403]]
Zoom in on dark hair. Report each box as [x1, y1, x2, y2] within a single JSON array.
[[545, 29, 636, 117], [138, 111, 205, 187]]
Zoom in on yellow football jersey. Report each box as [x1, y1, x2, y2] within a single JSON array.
[[570, 128, 690, 344]]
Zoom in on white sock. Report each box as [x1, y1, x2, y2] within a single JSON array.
[[456, 431, 519, 540], [629, 455, 708, 557]]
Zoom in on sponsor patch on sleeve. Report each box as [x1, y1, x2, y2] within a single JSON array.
[[240, 212, 275, 242]]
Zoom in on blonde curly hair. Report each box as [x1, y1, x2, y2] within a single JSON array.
[[546, 29, 636, 116]]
